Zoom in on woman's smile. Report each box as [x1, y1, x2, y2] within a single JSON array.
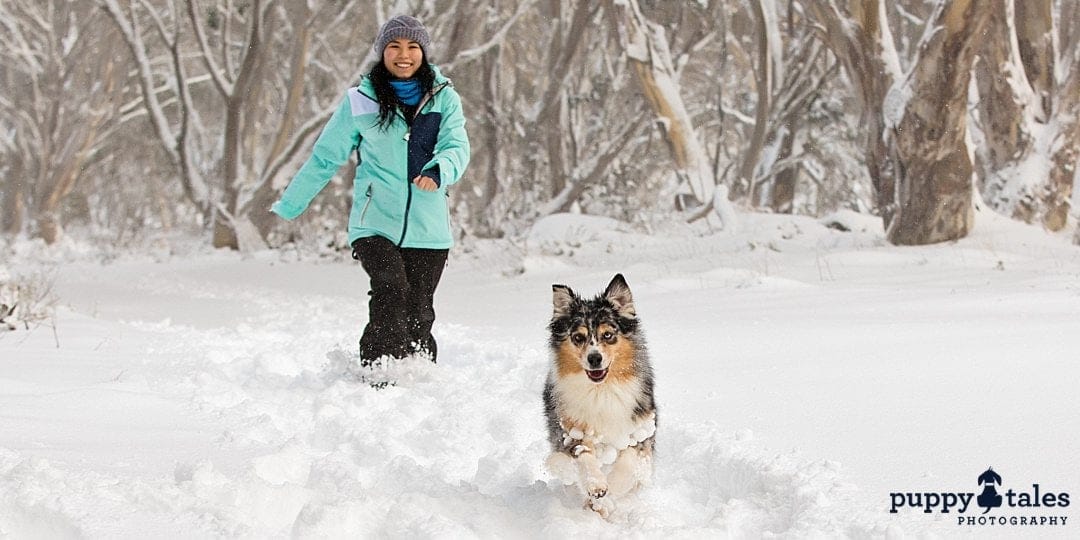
[[384, 38, 423, 79]]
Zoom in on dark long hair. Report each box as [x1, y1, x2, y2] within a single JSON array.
[[368, 59, 436, 130]]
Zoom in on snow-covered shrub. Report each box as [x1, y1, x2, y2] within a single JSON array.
[[0, 267, 58, 331]]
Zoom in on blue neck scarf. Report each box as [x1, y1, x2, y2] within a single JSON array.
[[389, 79, 422, 106]]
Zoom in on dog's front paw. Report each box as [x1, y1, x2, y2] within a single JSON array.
[[583, 475, 609, 503], [585, 495, 614, 518]]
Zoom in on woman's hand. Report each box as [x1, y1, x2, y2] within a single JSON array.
[[412, 175, 438, 192]]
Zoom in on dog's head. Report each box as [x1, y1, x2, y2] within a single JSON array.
[[549, 274, 640, 384]]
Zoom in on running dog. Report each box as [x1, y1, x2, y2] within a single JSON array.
[[543, 274, 657, 518]]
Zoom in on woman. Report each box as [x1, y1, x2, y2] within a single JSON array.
[[272, 15, 470, 367]]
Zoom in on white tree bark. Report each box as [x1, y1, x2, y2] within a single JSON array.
[[975, 0, 1038, 217], [884, 0, 992, 245], [609, 0, 716, 208], [806, 0, 901, 222]]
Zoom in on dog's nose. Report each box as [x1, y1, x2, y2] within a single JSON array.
[[587, 351, 603, 369]]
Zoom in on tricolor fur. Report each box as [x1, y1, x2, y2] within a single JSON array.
[[543, 274, 657, 518]]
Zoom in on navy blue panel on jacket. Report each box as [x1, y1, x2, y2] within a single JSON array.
[[409, 112, 443, 181]]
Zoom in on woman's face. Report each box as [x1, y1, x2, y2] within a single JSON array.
[[383, 37, 424, 79]]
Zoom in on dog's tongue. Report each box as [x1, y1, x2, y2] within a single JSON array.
[[586, 369, 608, 382]]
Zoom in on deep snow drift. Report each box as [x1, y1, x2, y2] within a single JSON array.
[[2, 210, 1078, 538]]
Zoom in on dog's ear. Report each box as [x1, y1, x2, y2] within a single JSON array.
[[604, 274, 636, 318], [552, 284, 575, 318]]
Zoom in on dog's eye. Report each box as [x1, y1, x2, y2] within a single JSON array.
[[602, 331, 616, 343], [571, 334, 586, 346]]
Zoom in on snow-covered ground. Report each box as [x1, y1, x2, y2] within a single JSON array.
[[2, 209, 1078, 538]]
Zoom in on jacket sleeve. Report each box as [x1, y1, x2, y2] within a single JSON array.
[[271, 93, 359, 220], [425, 88, 470, 188]]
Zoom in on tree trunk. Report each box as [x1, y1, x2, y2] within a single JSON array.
[[209, 0, 269, 250], [537, 1, 595, 201], [544, 95, 570, 199], [885, 0, 992, 245], [804, 0, 900, 221], [1013, 0, 1054, 121], [475, 47, 503, 237], [248, 3, 312, 241], [762, 129, 797, 213], [2, 158, 26, 235], [608, 0, 714, 207], [1062, 2, 1080, 66], [975, 0, 1035, 212], [1042, 53, 1080, 232], [1044, 132, 1078, 232], [976, 0, 1072, 231], [36, 52, 115, 245], [737, 0, 774, 202]]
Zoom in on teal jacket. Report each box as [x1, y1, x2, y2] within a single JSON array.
[[272, 66, 470, 249]]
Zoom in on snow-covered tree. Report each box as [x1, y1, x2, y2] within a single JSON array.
[[744, 3, 841, 215], [446, 0, 662, 238], [604, 0, 739, 231], [1048, 44, 1080, 238], [882, 0, 992, 245], [807, 0, 1079, 244], [805, 0, 902, 226], [4, 0, 1077, 249], [808, 0, 994, 244], [608, 0, 714, 205], [975, 0, 1077, 232], [0, 0, 126, 243], [98, 0, 387, 251]]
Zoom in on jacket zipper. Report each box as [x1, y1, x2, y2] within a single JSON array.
[[402, 82, 450, 142], [359, 185, 372, 224], [445, 192, 452, 232], [397, 82, 451, 247], [398, 183, 414, 246]]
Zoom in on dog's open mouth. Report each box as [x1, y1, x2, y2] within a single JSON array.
[[586, 369, 608, 382]]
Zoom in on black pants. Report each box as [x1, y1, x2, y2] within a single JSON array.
[[352, 235, 448, 365]]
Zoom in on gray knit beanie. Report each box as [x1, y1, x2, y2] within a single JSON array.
[[373, 15, 431, 55]]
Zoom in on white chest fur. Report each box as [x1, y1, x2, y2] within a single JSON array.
[[552, 374, 656, 464]]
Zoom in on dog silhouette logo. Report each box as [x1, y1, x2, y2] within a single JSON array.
[[977, 467, 1003, 513]]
